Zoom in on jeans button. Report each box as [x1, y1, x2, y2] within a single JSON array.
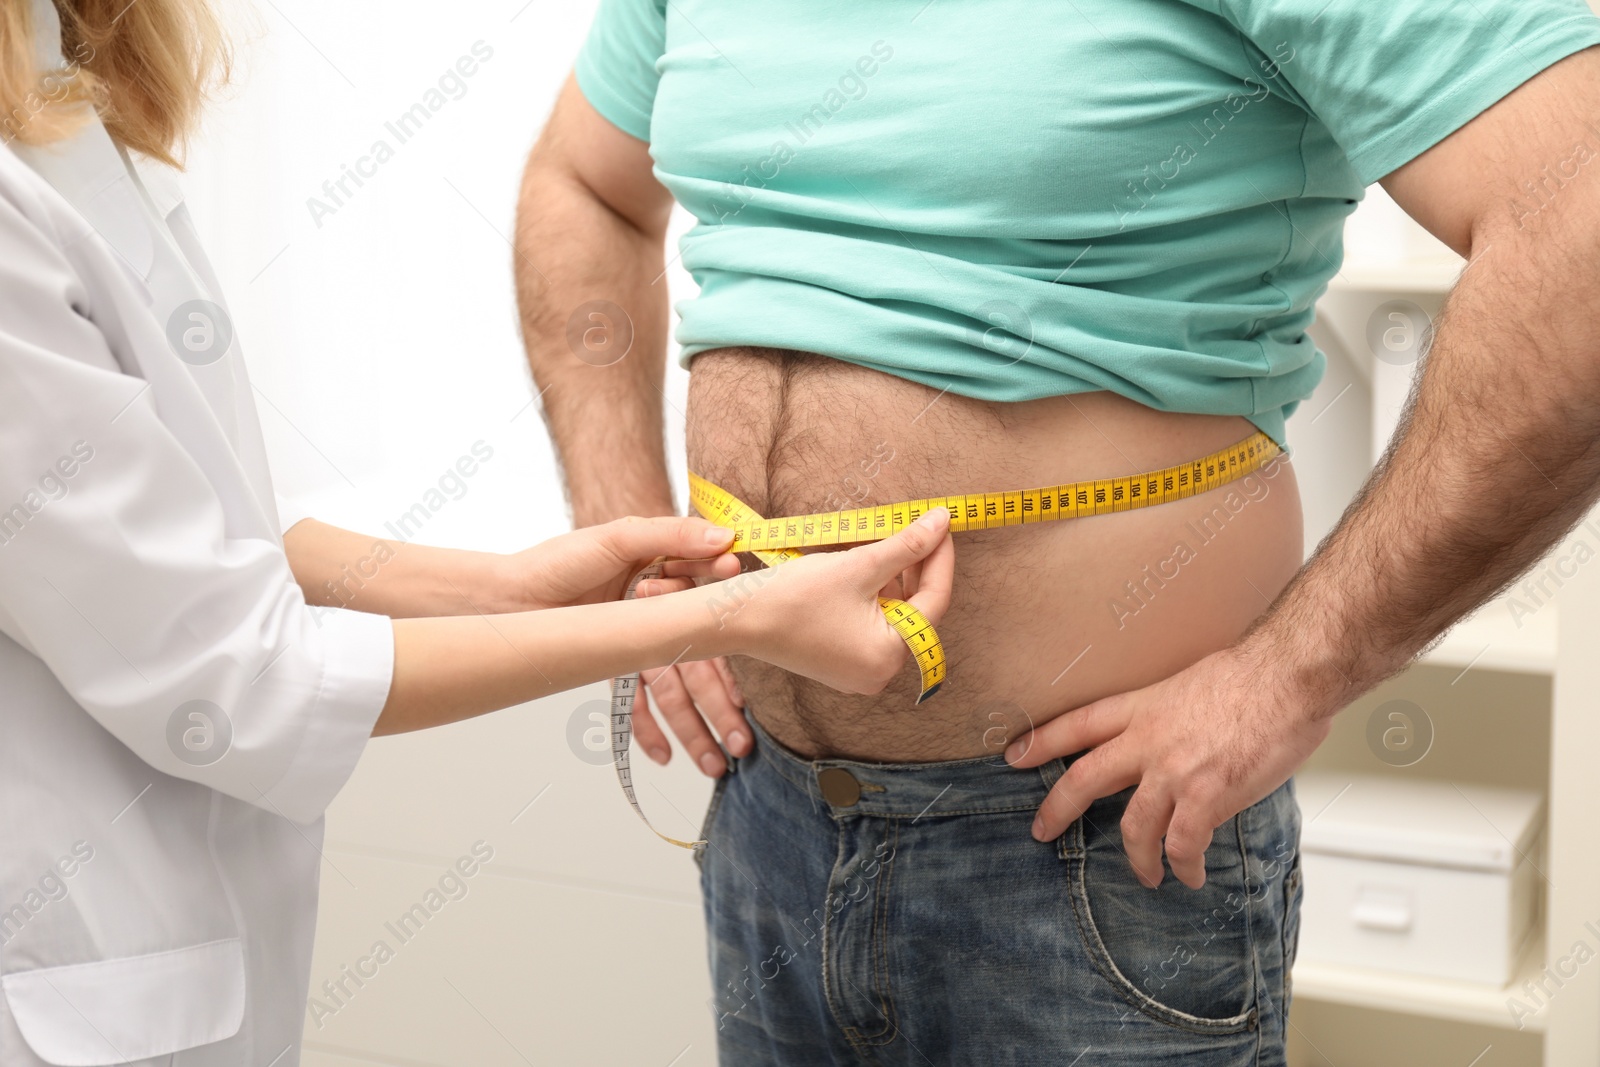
[[817, 767, 861, 807]]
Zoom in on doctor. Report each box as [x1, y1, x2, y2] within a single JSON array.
[[0, 2, 956, 1065]]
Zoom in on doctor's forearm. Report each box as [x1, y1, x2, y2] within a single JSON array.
[[284, 519, 514, 618], [372, 582, 744, 735]]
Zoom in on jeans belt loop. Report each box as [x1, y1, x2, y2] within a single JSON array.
[[1036, 756, 1069, 794]]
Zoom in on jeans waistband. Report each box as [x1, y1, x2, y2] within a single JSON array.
[[744, 714, 1069, 819]]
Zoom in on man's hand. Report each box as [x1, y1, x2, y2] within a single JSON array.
[[634, 658, 749, 776], [1006, 644, 1330, 889], [1011, 47, 1600, 888]]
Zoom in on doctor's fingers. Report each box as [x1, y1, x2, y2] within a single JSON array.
[[901, 530, 955, 624], [602, 515, 735, 564]]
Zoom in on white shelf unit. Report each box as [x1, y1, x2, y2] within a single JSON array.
[[1291, 256, 1600, 1066], [1295, 935, 1548, 1033], [1325, 256, 1465, 296], [1420, 599, 1557, 677]]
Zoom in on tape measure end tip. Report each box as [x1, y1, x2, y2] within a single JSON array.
[[915, 683, 943, 705]]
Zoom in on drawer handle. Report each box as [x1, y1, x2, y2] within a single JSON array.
[[1351, 886, 1413, 933]]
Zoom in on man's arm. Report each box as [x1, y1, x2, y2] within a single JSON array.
[[516, 75, 676, 525], [1010, 47, 1600, 888], [515, 75, 753, 776], [1275, 49, 1600, 702]]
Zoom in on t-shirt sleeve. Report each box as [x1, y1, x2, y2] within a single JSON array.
[[573, 0, 668, 142], [1219, 0, 1600, 184]]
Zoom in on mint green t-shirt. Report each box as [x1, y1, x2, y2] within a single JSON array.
[[575, 0, 1600, 445]]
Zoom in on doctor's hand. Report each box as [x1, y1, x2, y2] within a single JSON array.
[[1004, 643, 1329, 890], [504, 515, 749, 777], [729, 508, 956, 697], [501, 515, 740, 610]]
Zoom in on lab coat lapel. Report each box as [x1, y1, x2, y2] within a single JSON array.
[[12, 0, 154, 282]]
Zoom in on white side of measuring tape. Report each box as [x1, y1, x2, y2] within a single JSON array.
[[608, 560, 711, 850]]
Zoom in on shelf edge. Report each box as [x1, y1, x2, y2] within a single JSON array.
[[1292, 937, 1546, 1033]]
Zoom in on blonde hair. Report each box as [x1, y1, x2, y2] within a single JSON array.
[[1, 0, 229, 167]]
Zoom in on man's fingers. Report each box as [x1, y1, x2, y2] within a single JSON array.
[[708, 658, 751, 756], [1165, 805, 1216, 889], [660, 555, 740, 580], [677, 658, 750, 762], [904, 529, 955, 625], [712, 655, 744, 705], [635, 577, 695, 598], [1120, 786, 1175, 889], [642, 666, 726, 777], [640, 551, 741, 594], [1031, 742, 1141, 842], [627, 685, 671, 765], [1006, 697, 1132, 768]]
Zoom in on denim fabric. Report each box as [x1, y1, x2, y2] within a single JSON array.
[[698, 717, 1303, 1066]]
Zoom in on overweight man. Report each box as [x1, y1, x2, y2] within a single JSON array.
[[514, 1, 1600, 1062]]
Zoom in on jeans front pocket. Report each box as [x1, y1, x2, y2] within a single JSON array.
[[1282, 854, 1303, 994], [1062, 788, 1261, 1035], [694, 770, 734, 871]]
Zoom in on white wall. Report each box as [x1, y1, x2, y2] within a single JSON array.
[[183, 3, 718, 1065]]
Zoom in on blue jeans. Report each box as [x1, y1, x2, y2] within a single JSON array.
[[697, 717, 1303, 1066]]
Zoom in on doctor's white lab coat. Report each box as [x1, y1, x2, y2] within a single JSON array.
[[0, 4, 396, 1065]]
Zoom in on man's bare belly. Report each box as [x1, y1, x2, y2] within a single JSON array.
[[686, 347, 1304, 763]]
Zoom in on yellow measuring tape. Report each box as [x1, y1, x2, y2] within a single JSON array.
[[611, 430, 1281, 848], [686, 475, 950, 701]]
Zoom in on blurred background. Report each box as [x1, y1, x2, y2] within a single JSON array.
[[184, 4, 722, 1065], [178, 3, 1600, 1065]]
